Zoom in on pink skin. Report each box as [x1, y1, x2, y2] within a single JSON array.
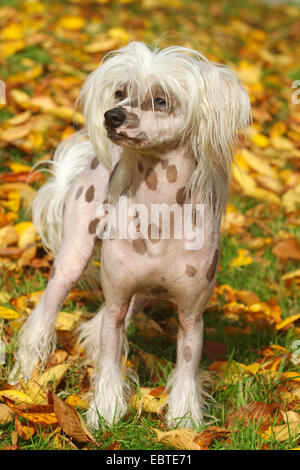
[[11, 97, 220, 429]]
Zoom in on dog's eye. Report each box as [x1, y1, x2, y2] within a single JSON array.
[[115, 90, 126, 101], [154, 98, 166, 108]]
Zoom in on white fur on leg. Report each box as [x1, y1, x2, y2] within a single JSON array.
[[165, 369, 206, 429], [9, 300, 56, 383], [76, 306, 104, 364], [86, 360, 130, 428]]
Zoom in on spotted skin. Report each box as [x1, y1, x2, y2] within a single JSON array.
[[166, 164, 177, 183], [145, 168, 158, 191], [75, 186, 83, 200], [85, 185, 95, 202]]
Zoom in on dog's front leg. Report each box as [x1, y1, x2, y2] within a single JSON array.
[[10, 184, 102, 383], [86, 295, 132, 428]]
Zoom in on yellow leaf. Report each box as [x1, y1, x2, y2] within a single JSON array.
[[251, 133, 269, 148], [271, 137, 295, 151], [37, 364, 70, 388], [0, 226, 18, 247], [241, 149, 277, 178], [270, 122, 286, 138], [9, 65, 43, 85], [154, 428, 204, 450], [20, 380, 47, 405], [276, 314, 300, 331], [130, 387, 168, 415], [230, 249, 252, 268], [1, 122, 32, 142], [0, 390, 34, 404], [14, 222, 36, 249], [0, 292, 11, 303], [84, 37, 118, 53], [108, 28, 131, 44], [282, 185, 300, 213], [55, 311, 83, 331], [5, 110, 31, 126], [9, 162, 32, 173], [58, 16, 85, 30], [0, 305, 20, 320], [282, 269, 300, 281], [65, 395, 88, 409], [9, 89, 30, 109], [0, 40, 25, 58], [232, 165, 257, 193], [1, 23, 23, 40], [236, 61, 262, 86], [260, 422, 300, 442]]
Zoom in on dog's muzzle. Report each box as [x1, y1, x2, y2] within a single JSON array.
[[104, 107, 126, 128]]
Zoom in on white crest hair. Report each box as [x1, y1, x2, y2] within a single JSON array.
[[78, 41, 251, 217]]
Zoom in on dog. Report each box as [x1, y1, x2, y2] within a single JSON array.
[[10, 41, 251, 429]]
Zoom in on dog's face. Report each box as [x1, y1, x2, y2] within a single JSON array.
[[104, 84, 185, 151]]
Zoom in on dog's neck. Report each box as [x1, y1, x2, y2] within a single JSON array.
[[116, 146, 196, 207]]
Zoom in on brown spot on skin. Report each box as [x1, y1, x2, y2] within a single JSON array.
[[88, 218, 100, 234], [145, 168, 158, 191], [183, 345, 192, 362], [50, 265, 55, 279], [75, 186, 83, 200], [176, 186, 186, 205], [148, 223, 160, 243], [206, 249, 219, 282], [90, 157, 99, 170], [132, 238, 146, 255], [85, 185, 95, 203], [166, 164, 177, 183], [125, 111, 140, 129], [137, 160, 144, 173], [186, 265, 197, 277], [151, 286, 168, 295]]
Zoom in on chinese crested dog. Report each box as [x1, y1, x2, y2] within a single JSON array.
[[10, 41, 251, 429]]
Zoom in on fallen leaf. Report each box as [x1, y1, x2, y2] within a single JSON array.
[[0, 404, 14, 424], [272, 238, 300, 262], [52, 393, 95, 442]]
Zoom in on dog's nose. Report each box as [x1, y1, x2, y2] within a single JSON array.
[[104, 108, 126, 128]]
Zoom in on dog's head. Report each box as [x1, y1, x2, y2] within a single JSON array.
[[78, 41, 251, 213], [103, 84, 184, 151]]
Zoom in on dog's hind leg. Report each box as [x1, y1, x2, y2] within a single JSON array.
[[77, 294, 148, 364], [9, 171, 105, 383]]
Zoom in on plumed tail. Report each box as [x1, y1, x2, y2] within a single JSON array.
[[32, 131, 95, 255]]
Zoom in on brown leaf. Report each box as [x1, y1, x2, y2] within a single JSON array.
[[15, 417, 35, 440], [0, 404, 14, 424], [4, 397, 58, 427], [272, 238, 300, 262], [52, 392, 95, 443], [194, 426, 233, 449], [226, 402, 280, 430]]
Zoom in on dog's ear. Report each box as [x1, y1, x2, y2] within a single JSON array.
[[193, 63, 251, 174], [76, 62, 114, 169], [188, 62, 251, 215]]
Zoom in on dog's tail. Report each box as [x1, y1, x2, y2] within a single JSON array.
[[32, 131, 95, 255]]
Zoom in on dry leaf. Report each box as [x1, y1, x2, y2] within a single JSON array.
[[0, 404, 14, 424], [52, 393, 95, 442]]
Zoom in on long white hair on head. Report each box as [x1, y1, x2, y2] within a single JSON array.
[[78, 41, 251, 216]]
